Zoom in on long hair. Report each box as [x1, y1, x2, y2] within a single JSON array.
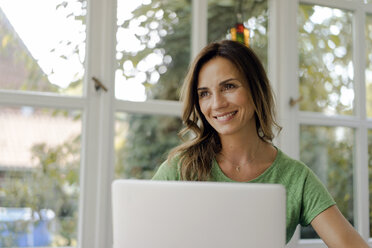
[[168, 40, 281, 181]]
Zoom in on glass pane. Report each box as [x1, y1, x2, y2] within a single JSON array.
[[298, 4, 354, 115], [207, 0, 268, 69], [0, 0, 86, 95], [115, 113, 182, 179], [369, 129, 372, 237], [366, 14, 372, 118], [299, 125, 354, 239], [115, 0, 191, 101], [0, 107, 81, 247]]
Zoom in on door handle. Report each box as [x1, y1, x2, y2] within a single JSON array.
[[92, 77, 108, 92]]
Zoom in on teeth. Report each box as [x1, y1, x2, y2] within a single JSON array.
[[216, 112, 236, 121]]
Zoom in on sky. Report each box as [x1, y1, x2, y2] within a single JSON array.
[[0, 0, 85, 89], [0, 0, 149, 101]]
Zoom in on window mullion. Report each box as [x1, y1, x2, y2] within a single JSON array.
[[0, 90, 85, 109], [353, 5, 370, 239], [355, 126, 370, 240], [115, 99, 182, 116], [300, 0, 358, 11], [79, 0, 117, 248], [268, 0, 299, 159], [269, 0, 301, 244], [192, 0, 207, 59]]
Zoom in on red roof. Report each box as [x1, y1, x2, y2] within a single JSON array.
[[0, 108, 81, 169]]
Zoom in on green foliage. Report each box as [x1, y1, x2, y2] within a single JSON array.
[[0, 8, 59, 93], [0, 136, 80, 246], [118, 0, 192, 101], [115, 113, 182, 179], [369, 130, 372, 237], [298, 4, 359, 238], [298, 4, 354, 115], [115, 0, 192, 179], [207, 0, 268, 68], [366, 14, 372, 118], [300, 126, 355, 238], [301, 126, 354, 216], [0, 1, 85, 94]]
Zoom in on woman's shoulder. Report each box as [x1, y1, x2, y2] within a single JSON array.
[[270, 148, 313, 185], [275, 148, 310, 173], [152, 155, 181, 181]]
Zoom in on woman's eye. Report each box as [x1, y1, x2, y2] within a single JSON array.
[[223, 84, 235, 91], [199, 91, 209, 98]]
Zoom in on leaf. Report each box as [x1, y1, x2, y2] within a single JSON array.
[[2, 35, 10, 48]]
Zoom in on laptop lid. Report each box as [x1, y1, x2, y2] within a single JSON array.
[[112, 180, 286, 248]]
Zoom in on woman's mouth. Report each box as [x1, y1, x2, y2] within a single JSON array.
[[214, 111, 237, 121]]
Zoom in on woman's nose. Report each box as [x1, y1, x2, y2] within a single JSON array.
[[212, 93, 228, 109]]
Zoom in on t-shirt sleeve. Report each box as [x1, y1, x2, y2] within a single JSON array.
[[152, 159, 180, 181], [300, 168, 336, 226]]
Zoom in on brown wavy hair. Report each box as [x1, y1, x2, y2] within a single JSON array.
[[168, 40, 281, 181]]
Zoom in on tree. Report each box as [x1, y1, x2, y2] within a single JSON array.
[[0, 132, 80, 246], [298, 4, 365, 238]]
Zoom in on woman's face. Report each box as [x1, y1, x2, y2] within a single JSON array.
[[197, 57, 256, 137]]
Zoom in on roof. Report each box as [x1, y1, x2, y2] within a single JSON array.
[[0, 108, 81, 170]]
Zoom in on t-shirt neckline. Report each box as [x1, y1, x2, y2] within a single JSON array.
[[212, 146, 281, 183]]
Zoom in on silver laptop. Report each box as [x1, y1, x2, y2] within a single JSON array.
[[112, 180, 286, 248]]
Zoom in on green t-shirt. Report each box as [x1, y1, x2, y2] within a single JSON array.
[[152, 148, 336, 243]]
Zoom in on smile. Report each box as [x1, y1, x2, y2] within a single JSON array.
[[214, 111, 237, 121]]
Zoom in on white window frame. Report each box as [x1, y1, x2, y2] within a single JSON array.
[[0, 0, 371, 247], [270, 0, 372, 247]]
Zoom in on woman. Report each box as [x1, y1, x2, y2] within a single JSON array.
[[152, 40, 368, 247]]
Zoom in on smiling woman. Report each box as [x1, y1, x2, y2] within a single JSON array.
[[152, 40, 369, 247]]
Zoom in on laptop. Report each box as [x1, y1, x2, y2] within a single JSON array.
[[112, 180, 286, 248]]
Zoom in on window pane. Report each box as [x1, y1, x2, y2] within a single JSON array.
[[115, 113, 182, 179], [298, 5, 354, 115], [0, 1, 86, 95], [0, 107, 81, 247], [207, 0, 268, 69], [366, 14, 372, 118], [115, 0, 191, 101], [299, 125, 354, 239], [369, 129, 372, 237]]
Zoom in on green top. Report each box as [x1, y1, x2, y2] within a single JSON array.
[[152, 148, 336, 243]]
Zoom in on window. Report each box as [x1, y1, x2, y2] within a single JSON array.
[[295, 0, 372, 243], [0, 107, 81, 247], [115, 0, 191, 102], [300, 125, 355, 238], [0, 0, 85, 246], [207, 0, 268, 68], [298, 3, 355, 239], [0, 0, 86, 95], [367, 12, 372, 239]]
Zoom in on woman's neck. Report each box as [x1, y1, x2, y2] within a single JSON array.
[[216, 132, 277, 182], [218, 131, 264, 166]]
